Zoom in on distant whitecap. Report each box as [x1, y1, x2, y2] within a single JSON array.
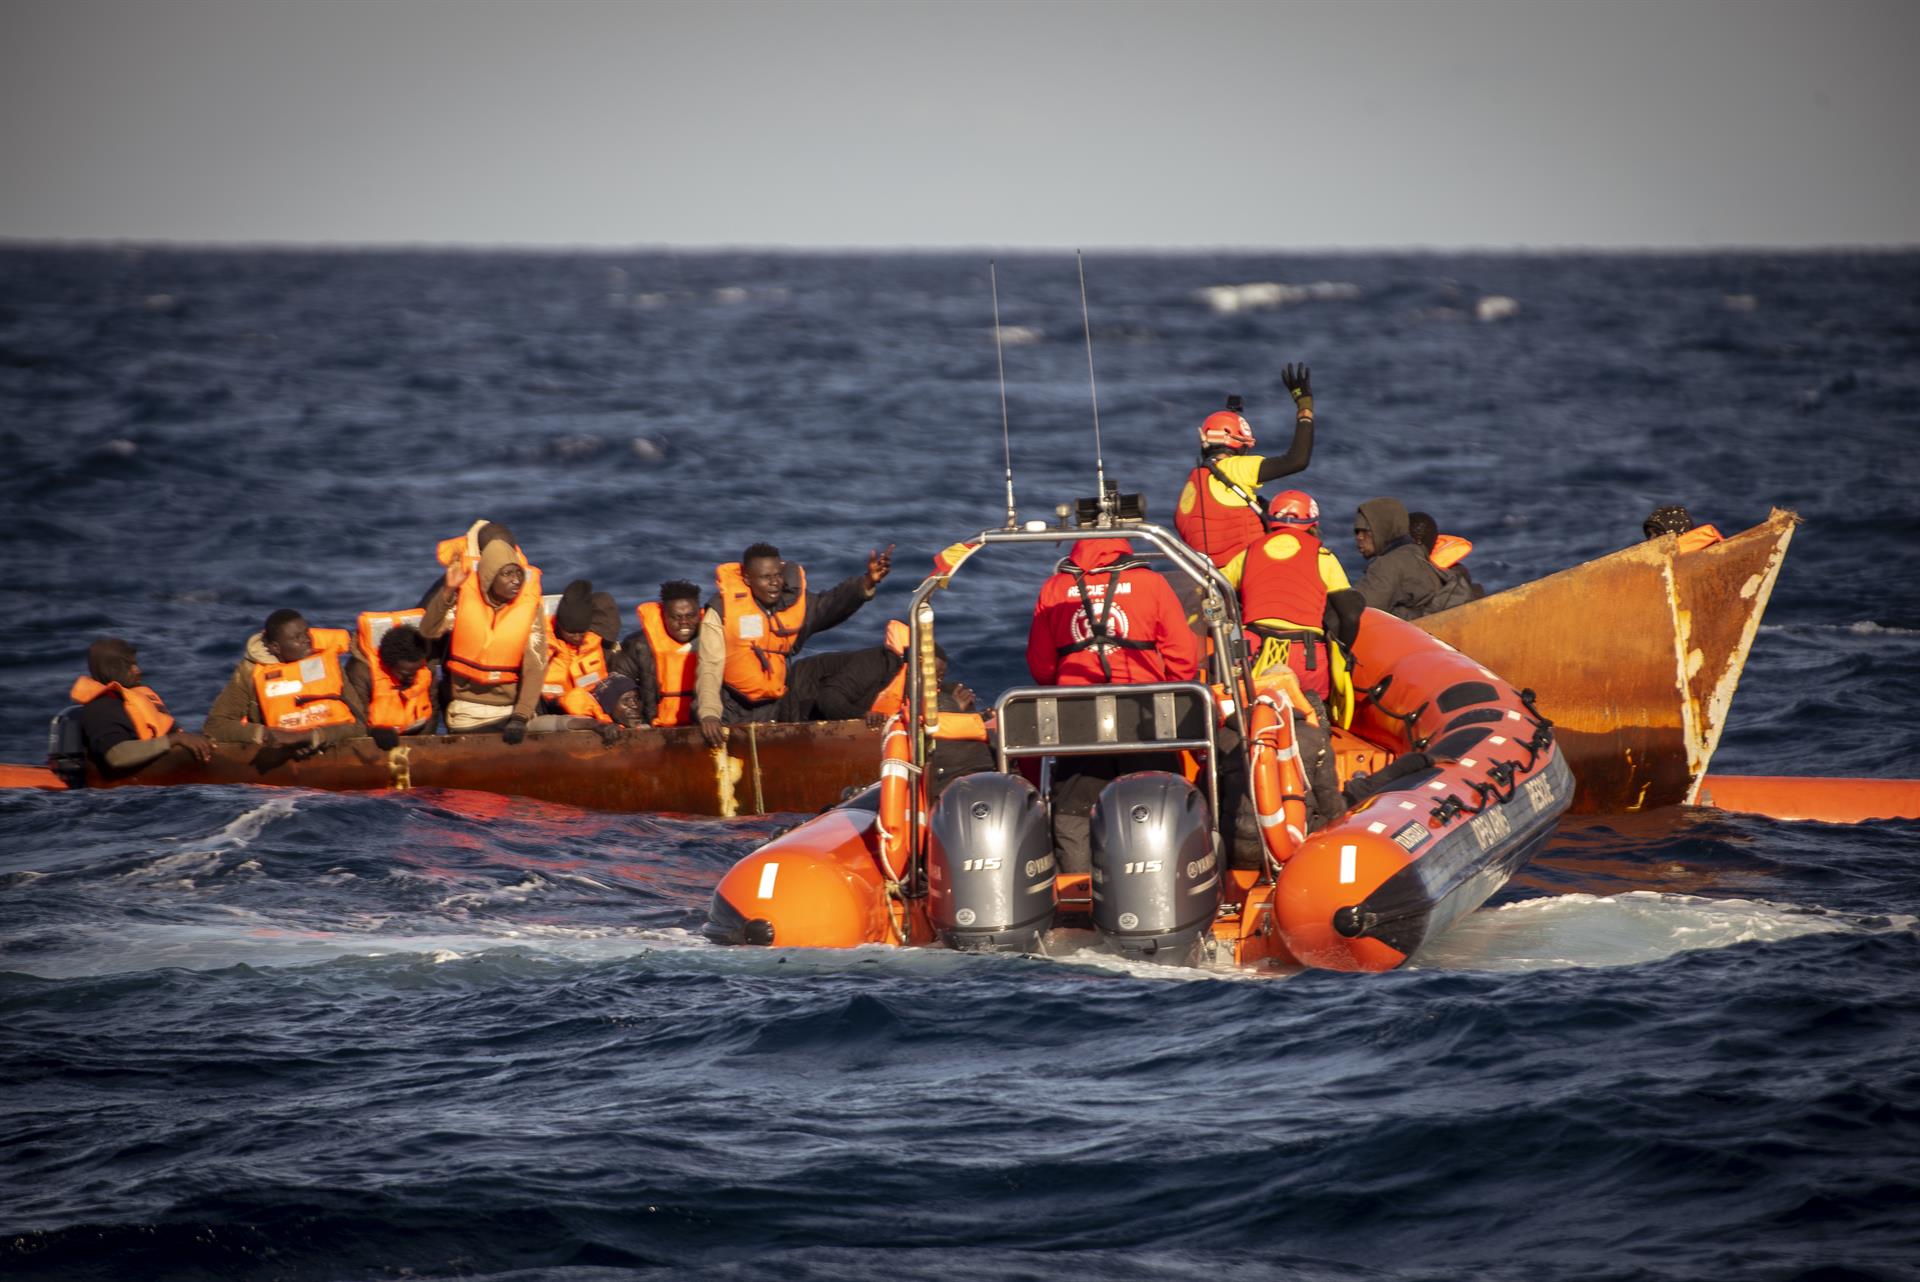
[[1476, 295, 1520, 322], [1196, 281, 1361, 315]]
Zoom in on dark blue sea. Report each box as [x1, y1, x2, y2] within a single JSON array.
[[2, 248, 1917, 1281]]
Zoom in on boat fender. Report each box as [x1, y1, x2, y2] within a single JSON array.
[[1088, 771, 1219, 962], [45, 705, 87, 788]]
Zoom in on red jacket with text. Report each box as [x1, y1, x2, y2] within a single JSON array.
[[1026, 539, 1202, 687]]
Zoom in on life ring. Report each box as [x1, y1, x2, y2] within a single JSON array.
[[1248, 694, 1308, 864], [876, 713, 914, 882]]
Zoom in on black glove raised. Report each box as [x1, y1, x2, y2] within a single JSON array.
[[370, 726, 400, 751], [501, 716, 528, 746], [1282, 363, 1313, 419]]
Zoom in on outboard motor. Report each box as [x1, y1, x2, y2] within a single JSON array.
[[46, 706, 87, 789], [926, 772, 1057, 953], [1089, 771, 1220, 962]]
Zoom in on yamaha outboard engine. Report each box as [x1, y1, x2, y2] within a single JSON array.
[[46, 706, 87, 789], [1089, 771, 1220, 962], [926, 772, 1057, 953]]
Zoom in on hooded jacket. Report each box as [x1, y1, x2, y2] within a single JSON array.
[[1353, 498, 1471, 621], [204, 631, 370, 745], [1026, 538, 1202, 686]]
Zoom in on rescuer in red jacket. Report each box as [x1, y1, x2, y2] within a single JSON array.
[[1026, 538, 1202, 870]]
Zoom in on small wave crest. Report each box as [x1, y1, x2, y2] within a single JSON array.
[[1196, 281, 1360, 314]]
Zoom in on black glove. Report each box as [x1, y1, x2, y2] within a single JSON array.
[[1282, 363, 1313, 418], [501, 716, 528, 745], [593, 722, 624, 746], [370, 726, 400, 751]]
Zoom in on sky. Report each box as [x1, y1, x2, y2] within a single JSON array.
[[2, 0, 1916, 250]]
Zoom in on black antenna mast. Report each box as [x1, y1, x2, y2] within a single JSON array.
[[1076, 250, 1109, 516], [990, 260, 1017, 529]]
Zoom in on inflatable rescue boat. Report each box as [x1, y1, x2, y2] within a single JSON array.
[[705, 501, 1575, 972]]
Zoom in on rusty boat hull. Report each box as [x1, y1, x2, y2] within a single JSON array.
[[78, 721, 881, 817], [1417, 509, 1797, 813]]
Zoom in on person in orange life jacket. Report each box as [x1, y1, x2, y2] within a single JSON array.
[[925, 644, 996, 802], [70, 638, 214, 774], [1173, 364, 1318, 570], [768, 617, 910, 726], [1352, 498, 1475, 621], [591, 674, 649, 729], [205, 609, 368, 749], [419, 538, 547, 742], [1027, 538, 1202, 872], [609, 580, 694, 727], [1408, 510, 1487, 604], [1643, 504, 1725, 553], [343, 624, 436, 750], [535, 580, 632, 744], [697, 541, 895, 747]]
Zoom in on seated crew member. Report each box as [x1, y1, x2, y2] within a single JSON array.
[[542, 580, 614, 723], [1173, 364, 1317, 569], [344, 621, 436, 749], [611, 580, 697, 727], [1408, 510, 1488, 603], [68, 638, 214, 775], [419, 538, 546, 742], [205, 609, 367, 748], [1643, 504, 1725, 553], [1027, 538, 1202, 871], [1352, 498, 1475, 621], [697, 541, 894, 747]]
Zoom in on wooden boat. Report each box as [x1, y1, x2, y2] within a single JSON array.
[[12, 720, 878, 817], [704, 516, 1576, 972], [0, 511, 1800, 820], [1416, 508, 1797, 812]]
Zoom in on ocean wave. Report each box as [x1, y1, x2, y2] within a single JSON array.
[[1195, 281, 1360, 314]]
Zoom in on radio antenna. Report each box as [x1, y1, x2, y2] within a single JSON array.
[[989, 260, 1017, 529], [1076, 250, 1108, 512]]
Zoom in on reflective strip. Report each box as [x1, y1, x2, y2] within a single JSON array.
[[1257, 810, 1284, 829], [1338, 844, 1357, 885], [756, 862, 779, 899], [880, 759, 911, 780]]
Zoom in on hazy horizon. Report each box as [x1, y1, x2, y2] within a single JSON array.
[[5, 0, 1917, 251]]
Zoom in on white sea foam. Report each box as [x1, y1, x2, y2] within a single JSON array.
[[1476, 294, 1520, 322], [1758, 621, 1919, 637], [1196, 281, 1360, 315], [1411, 891, 1887, 972]]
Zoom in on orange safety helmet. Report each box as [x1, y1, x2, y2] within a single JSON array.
[[1199, 410, 1254, 449], [1267, 489, 1320, 527]]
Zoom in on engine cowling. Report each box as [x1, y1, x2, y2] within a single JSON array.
[[926, 772, 1057, 953], [1089, 771, 1220, 962]]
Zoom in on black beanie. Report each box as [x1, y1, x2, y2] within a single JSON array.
[[594, 674, 638, 717], [555, 580, 595, 632]]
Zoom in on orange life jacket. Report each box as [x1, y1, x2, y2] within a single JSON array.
[[356, 610, 433, 731], [1238, 526, 1333, 701], [252, 628, 357, 732], [1175, 455, 1268, 568], [636, 600, 698, 727], [715, 561, 808, 703], [68, 676, 176, 740], [869, 665, 907, 718], [543, 624, 611, 721], [1429, 533, 1473, 569], [1677, 525, 1725, 553], [447, 566, 544, 686]]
